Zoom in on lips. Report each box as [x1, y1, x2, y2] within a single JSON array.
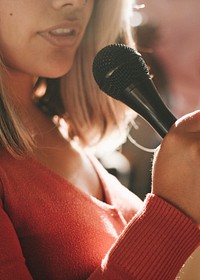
[[38, 21, 81, 48]]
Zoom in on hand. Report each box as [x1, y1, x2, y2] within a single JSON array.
[[152, 110, 200, 225]]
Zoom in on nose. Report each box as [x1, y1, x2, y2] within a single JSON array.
[[51, 0, 87, 10]]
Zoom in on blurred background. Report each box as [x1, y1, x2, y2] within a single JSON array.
[[99, 1, 200, 278], [119, 2, 200, 278], [105, 0, 200, 201]]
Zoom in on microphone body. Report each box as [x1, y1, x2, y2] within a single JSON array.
[[93, 44, 177, 138], [119, 79, 176, 138]]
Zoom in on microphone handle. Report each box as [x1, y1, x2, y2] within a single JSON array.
[[119, 79, 177, 138]]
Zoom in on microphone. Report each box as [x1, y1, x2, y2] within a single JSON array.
[[92, 44, 177, 138]]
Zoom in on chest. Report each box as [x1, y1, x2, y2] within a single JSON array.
[[33, 144, 104, 201], [5, 179, 126, 279]]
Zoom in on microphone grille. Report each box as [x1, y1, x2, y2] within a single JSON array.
[[92, 44, 150, 99]]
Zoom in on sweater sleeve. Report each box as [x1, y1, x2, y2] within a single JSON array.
[[88, 194, 200, 280], [0, 203, 33, 280]]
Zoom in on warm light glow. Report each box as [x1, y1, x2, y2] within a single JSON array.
[[131, 1, 145, 27], [131, 11, 143, 27]]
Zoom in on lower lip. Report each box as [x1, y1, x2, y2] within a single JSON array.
[[38, 32, 79, 48]]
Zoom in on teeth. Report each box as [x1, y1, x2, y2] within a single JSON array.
[[50, 28, 74, 35]]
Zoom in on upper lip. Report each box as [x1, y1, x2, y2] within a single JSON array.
[[38, 20, 81, 35]]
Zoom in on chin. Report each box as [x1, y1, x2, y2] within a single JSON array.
[[39, 64, 72, 79], [33, 51, 76, 78], [45, 71, 68, 79]]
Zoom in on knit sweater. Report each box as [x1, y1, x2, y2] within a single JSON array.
[[0, 149, 199, 280]]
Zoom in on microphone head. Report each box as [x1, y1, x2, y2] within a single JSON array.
[[92, 44, 150, 100]]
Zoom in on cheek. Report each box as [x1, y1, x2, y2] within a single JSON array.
[[0, 12, 83, 79], [0, 21, 27, 68], [1, 31, 77, 78]]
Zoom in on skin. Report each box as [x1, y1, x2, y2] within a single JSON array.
[[0, 0, 94, 79], [0, 0, 94, 115], [1, 1, 200, 222], [0, 0, 105, 201], [152, 110, 200, 226]]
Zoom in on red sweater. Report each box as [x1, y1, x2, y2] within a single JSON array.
[[0, 149, 199, 280]]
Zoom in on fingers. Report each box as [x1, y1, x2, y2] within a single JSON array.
[[151, 110, 200, 224]]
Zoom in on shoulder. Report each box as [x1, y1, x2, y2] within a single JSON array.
[[0, 149, 11, 204], [0, 148, 30, 199], [0, 148, 24, 178]]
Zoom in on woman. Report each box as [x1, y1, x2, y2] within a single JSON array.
[[0, 0, 199, 279]]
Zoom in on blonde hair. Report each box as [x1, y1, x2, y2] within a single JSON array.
[[60, 0, 136, 148], [0, 0, 136, 156], [0, 58, 34, 157]]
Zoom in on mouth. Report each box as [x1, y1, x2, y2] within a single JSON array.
[[49, 28, 76, 36], [38, 21, 81, 48]]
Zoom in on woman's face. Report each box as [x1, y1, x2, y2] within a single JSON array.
[[0, 0, 94, 78]]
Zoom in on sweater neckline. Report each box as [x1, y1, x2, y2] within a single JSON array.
[[26, 152, 116, 211]]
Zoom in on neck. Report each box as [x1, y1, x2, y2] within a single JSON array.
[[4, 69, 73, 161]]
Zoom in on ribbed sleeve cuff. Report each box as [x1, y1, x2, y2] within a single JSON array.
[[101, 194, 200, 280]]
